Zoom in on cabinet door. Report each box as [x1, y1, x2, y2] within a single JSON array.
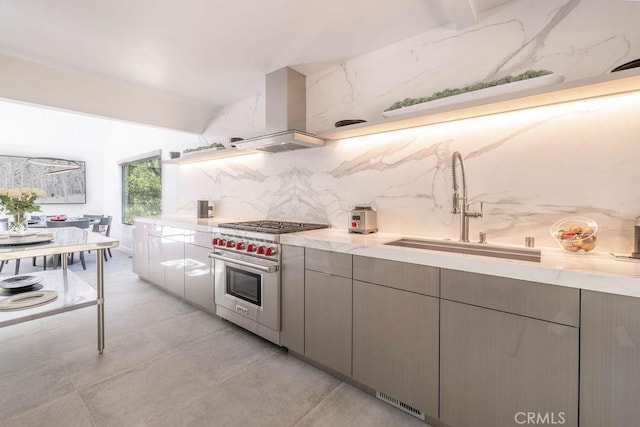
[[132, 221, 149, 279], [280, 245, 305, 354], [148, 235, 164, 287], [305, 269, 352, 377], [353, 280, 438, 417], [163, 238, 185, 296], [184, 244, 214, 312], [440, 300, 578, 427], [581, 291, 640, 427]]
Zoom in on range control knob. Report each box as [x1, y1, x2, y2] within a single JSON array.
[[226, 240, 235, 248], [235, 242, 245, 250], [212, 238, 218, 246], [217, 239, 226, 246], [257, 246, 265, 255], [351, 221, 358, 228], [265, 247, 276, 256], [246, 244, 256, 252]]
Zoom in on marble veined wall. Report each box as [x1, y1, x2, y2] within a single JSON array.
[[177, 0, 640, 254], [305, 0, 640, 131]]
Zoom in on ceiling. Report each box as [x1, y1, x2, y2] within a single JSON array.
[[0, 0, 515, 112]]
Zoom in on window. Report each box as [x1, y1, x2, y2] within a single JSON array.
[[121, 155, 161, 225]]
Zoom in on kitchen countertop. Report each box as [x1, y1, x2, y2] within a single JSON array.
[[0, 227, 119, 261], [134, 216, 640, 298], [134, 215, 236, 233]]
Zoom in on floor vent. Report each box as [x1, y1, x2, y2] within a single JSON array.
[[376, 391, 425, 421]]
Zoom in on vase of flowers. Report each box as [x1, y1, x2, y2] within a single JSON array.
[[0, 187, 45, 234]]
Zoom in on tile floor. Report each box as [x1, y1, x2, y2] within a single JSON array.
[[0, 250, 427, 426]]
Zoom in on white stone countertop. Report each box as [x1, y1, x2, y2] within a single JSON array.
[[281, 229, 640, 298], [0, 227, 119, 261], [134, 215, 237, 233], [133, 216, 640, 299]]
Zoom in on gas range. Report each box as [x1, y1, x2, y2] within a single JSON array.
[[214, 220, 329, 259], [210, 220, 329, 345]]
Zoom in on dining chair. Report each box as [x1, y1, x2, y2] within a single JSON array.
[[46, 218, 91, 269], [0, 218, 45, 275], [96, 216, 113, 260], [83, 214, 104, 232], [0, 218, 16, 274]]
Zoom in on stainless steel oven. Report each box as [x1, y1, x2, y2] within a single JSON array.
[[209, 221, 329, 346], [211, 250, 280, 344]]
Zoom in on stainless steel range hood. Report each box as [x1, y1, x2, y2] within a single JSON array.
[[231, 67, 327, 153]]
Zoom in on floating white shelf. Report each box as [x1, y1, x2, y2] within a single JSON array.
[[319, 68, 640, 140], [163, 147, 259, 165]]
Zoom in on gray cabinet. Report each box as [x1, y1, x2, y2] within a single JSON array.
[[352, 280, 439, 418], [133, 224, 213, 310], [441, 269, 579, 326], [353, 255, 439, 297], [163, 236, 185, 296], [132, 220, 149, 280], [146, 225, 185, 294], [184, 240, 214, 312], [304, 249, 352, 377], [440, 270, 579, 427], [147, 234, 164, 287], [280, 245, 305, 354], [580, 291, 640, 427]]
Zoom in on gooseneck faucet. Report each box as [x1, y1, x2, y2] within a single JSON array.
[[451, 151, 483, 242]]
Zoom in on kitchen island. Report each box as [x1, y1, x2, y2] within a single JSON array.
[[0, 227, 119, 354]]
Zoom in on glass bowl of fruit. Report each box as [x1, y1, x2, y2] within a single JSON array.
[[550, 216, 598, 253]]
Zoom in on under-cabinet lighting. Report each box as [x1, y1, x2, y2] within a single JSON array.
[[337, 90, 640, 147], [177, 152, 263, 166], [325, 69, 640, 142], [163, 145, 263, 165]]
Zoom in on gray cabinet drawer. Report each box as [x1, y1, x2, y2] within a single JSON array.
[[186, 230, 213, 248], [148, 223, 163, 237], [353, 256, 439, 297], [305, 248, 352, 278], [441, 269, 579, 326]]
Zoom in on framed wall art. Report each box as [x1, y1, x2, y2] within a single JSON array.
[[0, 155, 86, 204]]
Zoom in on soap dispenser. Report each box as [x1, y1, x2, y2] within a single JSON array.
[[632, 216, 640, 259]]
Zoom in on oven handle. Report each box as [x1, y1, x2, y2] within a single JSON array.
[[208, 252, 278, 273]]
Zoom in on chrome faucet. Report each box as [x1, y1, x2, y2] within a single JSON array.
[[451, 151, 483, 242]]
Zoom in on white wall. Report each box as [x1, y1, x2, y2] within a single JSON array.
[[0, 53, 215, 133], [176, 0, 640, 254], [0, 98, 200, 251]]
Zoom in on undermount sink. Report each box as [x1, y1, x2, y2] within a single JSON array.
[[384, 237, 541, 263]]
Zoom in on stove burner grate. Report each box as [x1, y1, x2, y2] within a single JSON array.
[[218, 220, 329, 234]]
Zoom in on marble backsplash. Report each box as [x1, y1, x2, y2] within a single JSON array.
[[177, 90, 640, 254], [305, 0, 640, 132], [176, 0, 640, 254]]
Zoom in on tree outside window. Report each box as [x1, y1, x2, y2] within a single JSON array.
[[122, 156, 161, 225]]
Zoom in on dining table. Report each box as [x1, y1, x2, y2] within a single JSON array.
[[0, 227, 119, 354], [28, 217, 100, 229]]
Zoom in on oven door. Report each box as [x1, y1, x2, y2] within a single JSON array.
[[210, 251, 279, 331]]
